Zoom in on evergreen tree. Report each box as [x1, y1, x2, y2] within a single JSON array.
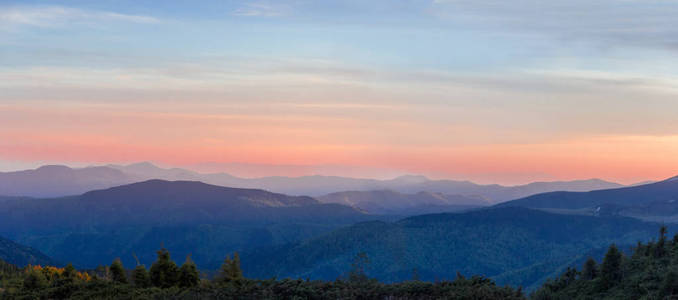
[[411, 268, 420, 281], [110, 258, 128, 284], [132, 265, 151, 288], [63, 263, 77, 280], [560, 267, 577, 286], [178, 255, 200, 288], [23, 268, 48, 290], [656, 225, 668, 257], [348, 252, 370, 283], [644, 241, 653, 257], [150, 248, 179, 288], [218, 252, 243, 284], [581, 257, 598, 280], [600, 244, 623, 288], [661, 270, 678, 298]]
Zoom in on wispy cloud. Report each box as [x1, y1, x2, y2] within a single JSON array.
[[430, 0, 678, 52], [0, 5, 159, 29], [233, 2, 288, 17]]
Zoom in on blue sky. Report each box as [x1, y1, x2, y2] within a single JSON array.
[[1, 0, 678, 184]]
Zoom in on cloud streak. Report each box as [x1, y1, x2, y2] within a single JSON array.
[[431, 0, 678, 52], [0, 5, 159, 29], [233, 2, 288, 17]]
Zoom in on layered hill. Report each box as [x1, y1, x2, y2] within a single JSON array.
[[497, 176, 678, 222], [0, 235, 55, 267], [0, 180, 364, 230], [0, 180, 369, 269], [241, 207, 665, 291], [0, 165, 136, 197], [317, 190, 489, 215], [1, 163, 623, 203]]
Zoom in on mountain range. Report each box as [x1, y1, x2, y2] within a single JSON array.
[[317, 190, 489, 215], [241, 206, 665, 291], [0, 165, 134, 198], [0, 176, 676, 292], [0, 162, 624, 204], [497, 175, 678, 222], [0, 180, 370, 269], [0, 235, 55, 267]]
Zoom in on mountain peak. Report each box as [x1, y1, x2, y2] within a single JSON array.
[[126, 161, 161, 169], [35, 165, 72, 172], [391, 174, 430, 183], [83, 179, 321, 208]]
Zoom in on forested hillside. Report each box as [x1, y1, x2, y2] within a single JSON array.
[[498, 177, 678, 222], [533, 226, 678, 299], [240, 207, 668, 290], [0, 249, 524, 300], [4, 227, 678, 299], [317, 190, 488, 215], [0, 180, 372, 269], [0, 236, 55, 267]]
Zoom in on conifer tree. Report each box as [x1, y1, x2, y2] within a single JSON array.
[[656, 225, 668, 257], [178, 255, 200, 288], [661, 270, 678, 298], [600, 244, 623, 288], [218, 252, 244, 284], [132, 265, 151, 288], [110, 258, 128, 284], [63, 263, 77, 280], [23, 268, 48, 290], [581, 257, 598, 280], [150, 248, 179, 288], [348, 252, 370, 282]]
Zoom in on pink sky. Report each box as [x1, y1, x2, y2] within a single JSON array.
[[2, 102, 677, 185], [3, 1, 678, 185]]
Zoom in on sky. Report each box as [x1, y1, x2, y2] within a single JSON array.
[[1, 0, 678, 184]]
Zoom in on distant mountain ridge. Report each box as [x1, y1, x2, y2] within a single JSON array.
[[0, 180, 365, 230], [0, 235, 56, 267], [0, 165, 137, 197], [0, 163, 625, 203], [497, 175, 678, 222], [317, 190, 489, 215], [0, 180, 370, 269]]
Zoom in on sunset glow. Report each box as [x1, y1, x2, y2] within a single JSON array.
[[2, 0, 678, 184]]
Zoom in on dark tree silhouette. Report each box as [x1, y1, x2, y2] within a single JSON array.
[[581, 257, 598, 280], [218, 252, 243, 285], [600, 244, 623, 288], [178, 255, 200, 288], [110, 258, 128, 284], [132, 265, 151, 288], [150, 248, 179, 288]]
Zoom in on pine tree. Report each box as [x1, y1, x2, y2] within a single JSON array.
[[23, 268, 48, 290], [63, 263, 77, 280], [656, 225, 668, 257], [132, 265, 151, 288], [178, 255, 200, 288], [600, 244, 623, 288], [150, 248, 179, 288], [581, 257, 598, 280], [348, 252, 369, 283], [411, 268, 420, 281], [110, 258, 128, 284], [218, 252, 244, 284], [661, 270, 678, 298]]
